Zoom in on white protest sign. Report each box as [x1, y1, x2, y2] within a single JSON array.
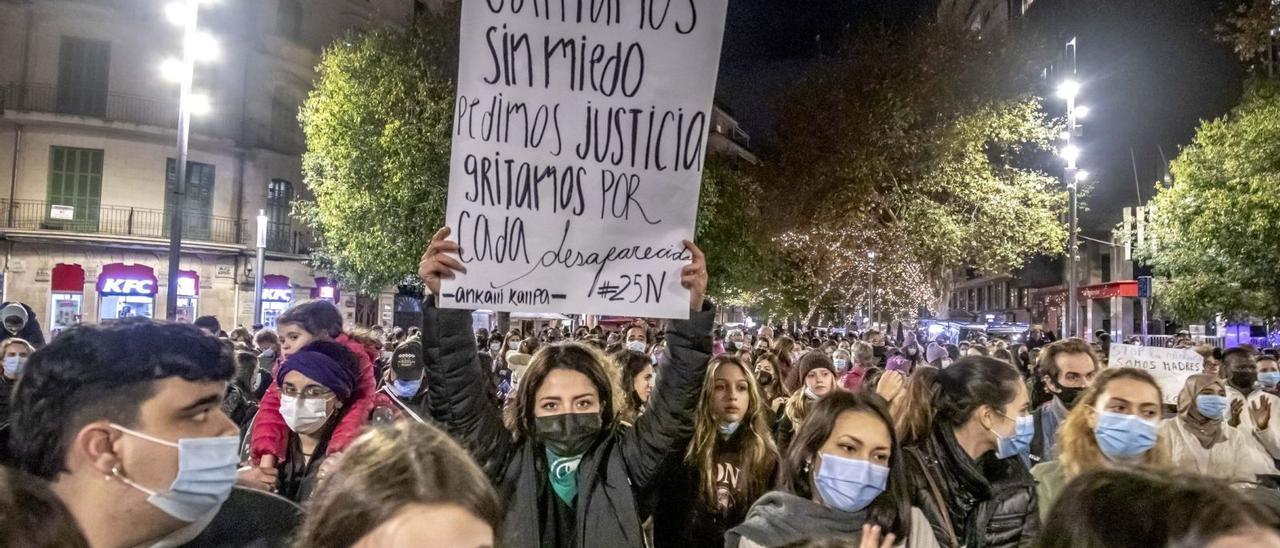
[[1108, 344, 1205, 404], [440, 0, 730, 320]]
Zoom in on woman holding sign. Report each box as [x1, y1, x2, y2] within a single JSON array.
[[1160, 374, 1278, 484], [417, 227, 714, 548]]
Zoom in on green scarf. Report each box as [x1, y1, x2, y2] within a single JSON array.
[[546, 449, 583, 505]]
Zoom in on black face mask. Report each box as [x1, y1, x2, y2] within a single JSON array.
[[757, 371, 774, 386], [1055, 385, 1085, 409], [535, 412, 603, 457], [1231, 370, 1258, 391]]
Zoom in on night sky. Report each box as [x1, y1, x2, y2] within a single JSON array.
[[714, 0, 1243, 232]]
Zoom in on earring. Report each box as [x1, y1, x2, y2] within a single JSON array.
[[803, 459, 812, 474]]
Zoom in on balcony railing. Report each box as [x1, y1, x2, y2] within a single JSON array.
[[1, 82, 179, 129], [256, 227, 314, 256], [0, 199, 243, 246], [0, 199, 316, 254]]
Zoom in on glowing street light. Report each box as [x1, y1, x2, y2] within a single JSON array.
[[159, 58, 186, 83], [1075, 170, 1090, 182], [188, 92, 211, 116], [1075, 105, 1090, 119], [1057, 79, 1081, 101], [162, 0, 218, 322], [1059, 145, 1081, 165]]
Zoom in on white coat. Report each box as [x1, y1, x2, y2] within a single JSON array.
[[1225, 386, 1280, 460], [1160, 418, 1278, 483]]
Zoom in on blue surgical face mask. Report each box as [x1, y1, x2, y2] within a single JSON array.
[[991, 413, 1034, 459], [1195, 394, 1228, 420], [627, 341, 647, 353], [814, 453, 889, 513], [1260, 371, 1280, 388], [833, 359, 849, 372], [1093, 410, 1159, 459], [109, 424, 240, 523], [2, 356, 24, 377], [719, 421, 740, 437], [392, 378, 422, 398]]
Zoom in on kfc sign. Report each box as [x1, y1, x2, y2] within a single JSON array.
[[100, 278, 156, 296], [97, 264, 158, 295], [262, 288, 293, 302]]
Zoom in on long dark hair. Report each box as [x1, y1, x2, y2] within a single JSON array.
[[780, 390, 912, 539], [897, 356, 1023, 447], [507, 343, 617, 442], [614, 349, 652, 424]]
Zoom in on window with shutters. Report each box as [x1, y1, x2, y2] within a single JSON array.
[[46, 146, 103, 229], [164, 159, 216, 241], [56, 37, 110, 118], [266, 179, 293, 251]]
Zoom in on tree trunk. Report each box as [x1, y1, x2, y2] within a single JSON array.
[[932, 269, 955, 319]]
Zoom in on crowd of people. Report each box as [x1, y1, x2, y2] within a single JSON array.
[[0, 230, 1278, 547]]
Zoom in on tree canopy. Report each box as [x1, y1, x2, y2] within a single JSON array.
[[1143, 79, 1280, 321], [755, 26, 1069, 323], [296, 14, 459, 295]]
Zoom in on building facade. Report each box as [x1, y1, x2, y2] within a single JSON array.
[[0, 0, 417, 337]]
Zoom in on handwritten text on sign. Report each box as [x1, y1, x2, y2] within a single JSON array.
[[1109, 344, 1206, 404], [439, 0, 730, 319]]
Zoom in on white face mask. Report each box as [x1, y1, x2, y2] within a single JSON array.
[[280, 394, 332, 435], [627, 341, 647, 353], [3, 356, 24, 377], [109, 424, 240, 523]]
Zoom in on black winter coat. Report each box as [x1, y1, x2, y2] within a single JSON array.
[[902, 426, 1039, 548], [422, 297, 714, 548]]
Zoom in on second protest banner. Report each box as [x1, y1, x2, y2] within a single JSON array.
[[1109, 343, 1205, 404], [439, 1, 731, 319]]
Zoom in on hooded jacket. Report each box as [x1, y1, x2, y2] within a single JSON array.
[[902, 426, 1039, 548], [423, 296, 713, 548], [249, 333, 377, 462], [0, 302, 45, 349]]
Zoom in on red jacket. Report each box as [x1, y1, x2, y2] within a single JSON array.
[[249, 333, 377, 463]]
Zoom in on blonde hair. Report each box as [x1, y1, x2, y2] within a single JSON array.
[[1058, 368, 1172, 480], [783, 388, 811, 427], [686, 356, 778, 507], [1, 338, 34, 355]]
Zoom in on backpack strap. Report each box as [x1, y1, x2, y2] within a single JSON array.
[[907, 447, 960, 548], [1030, 408, 1045, 463]]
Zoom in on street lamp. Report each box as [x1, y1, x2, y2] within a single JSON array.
[[1059, 53, 1084, 339], [253, 210, 268, 326], [162, 0, 216, 321]]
